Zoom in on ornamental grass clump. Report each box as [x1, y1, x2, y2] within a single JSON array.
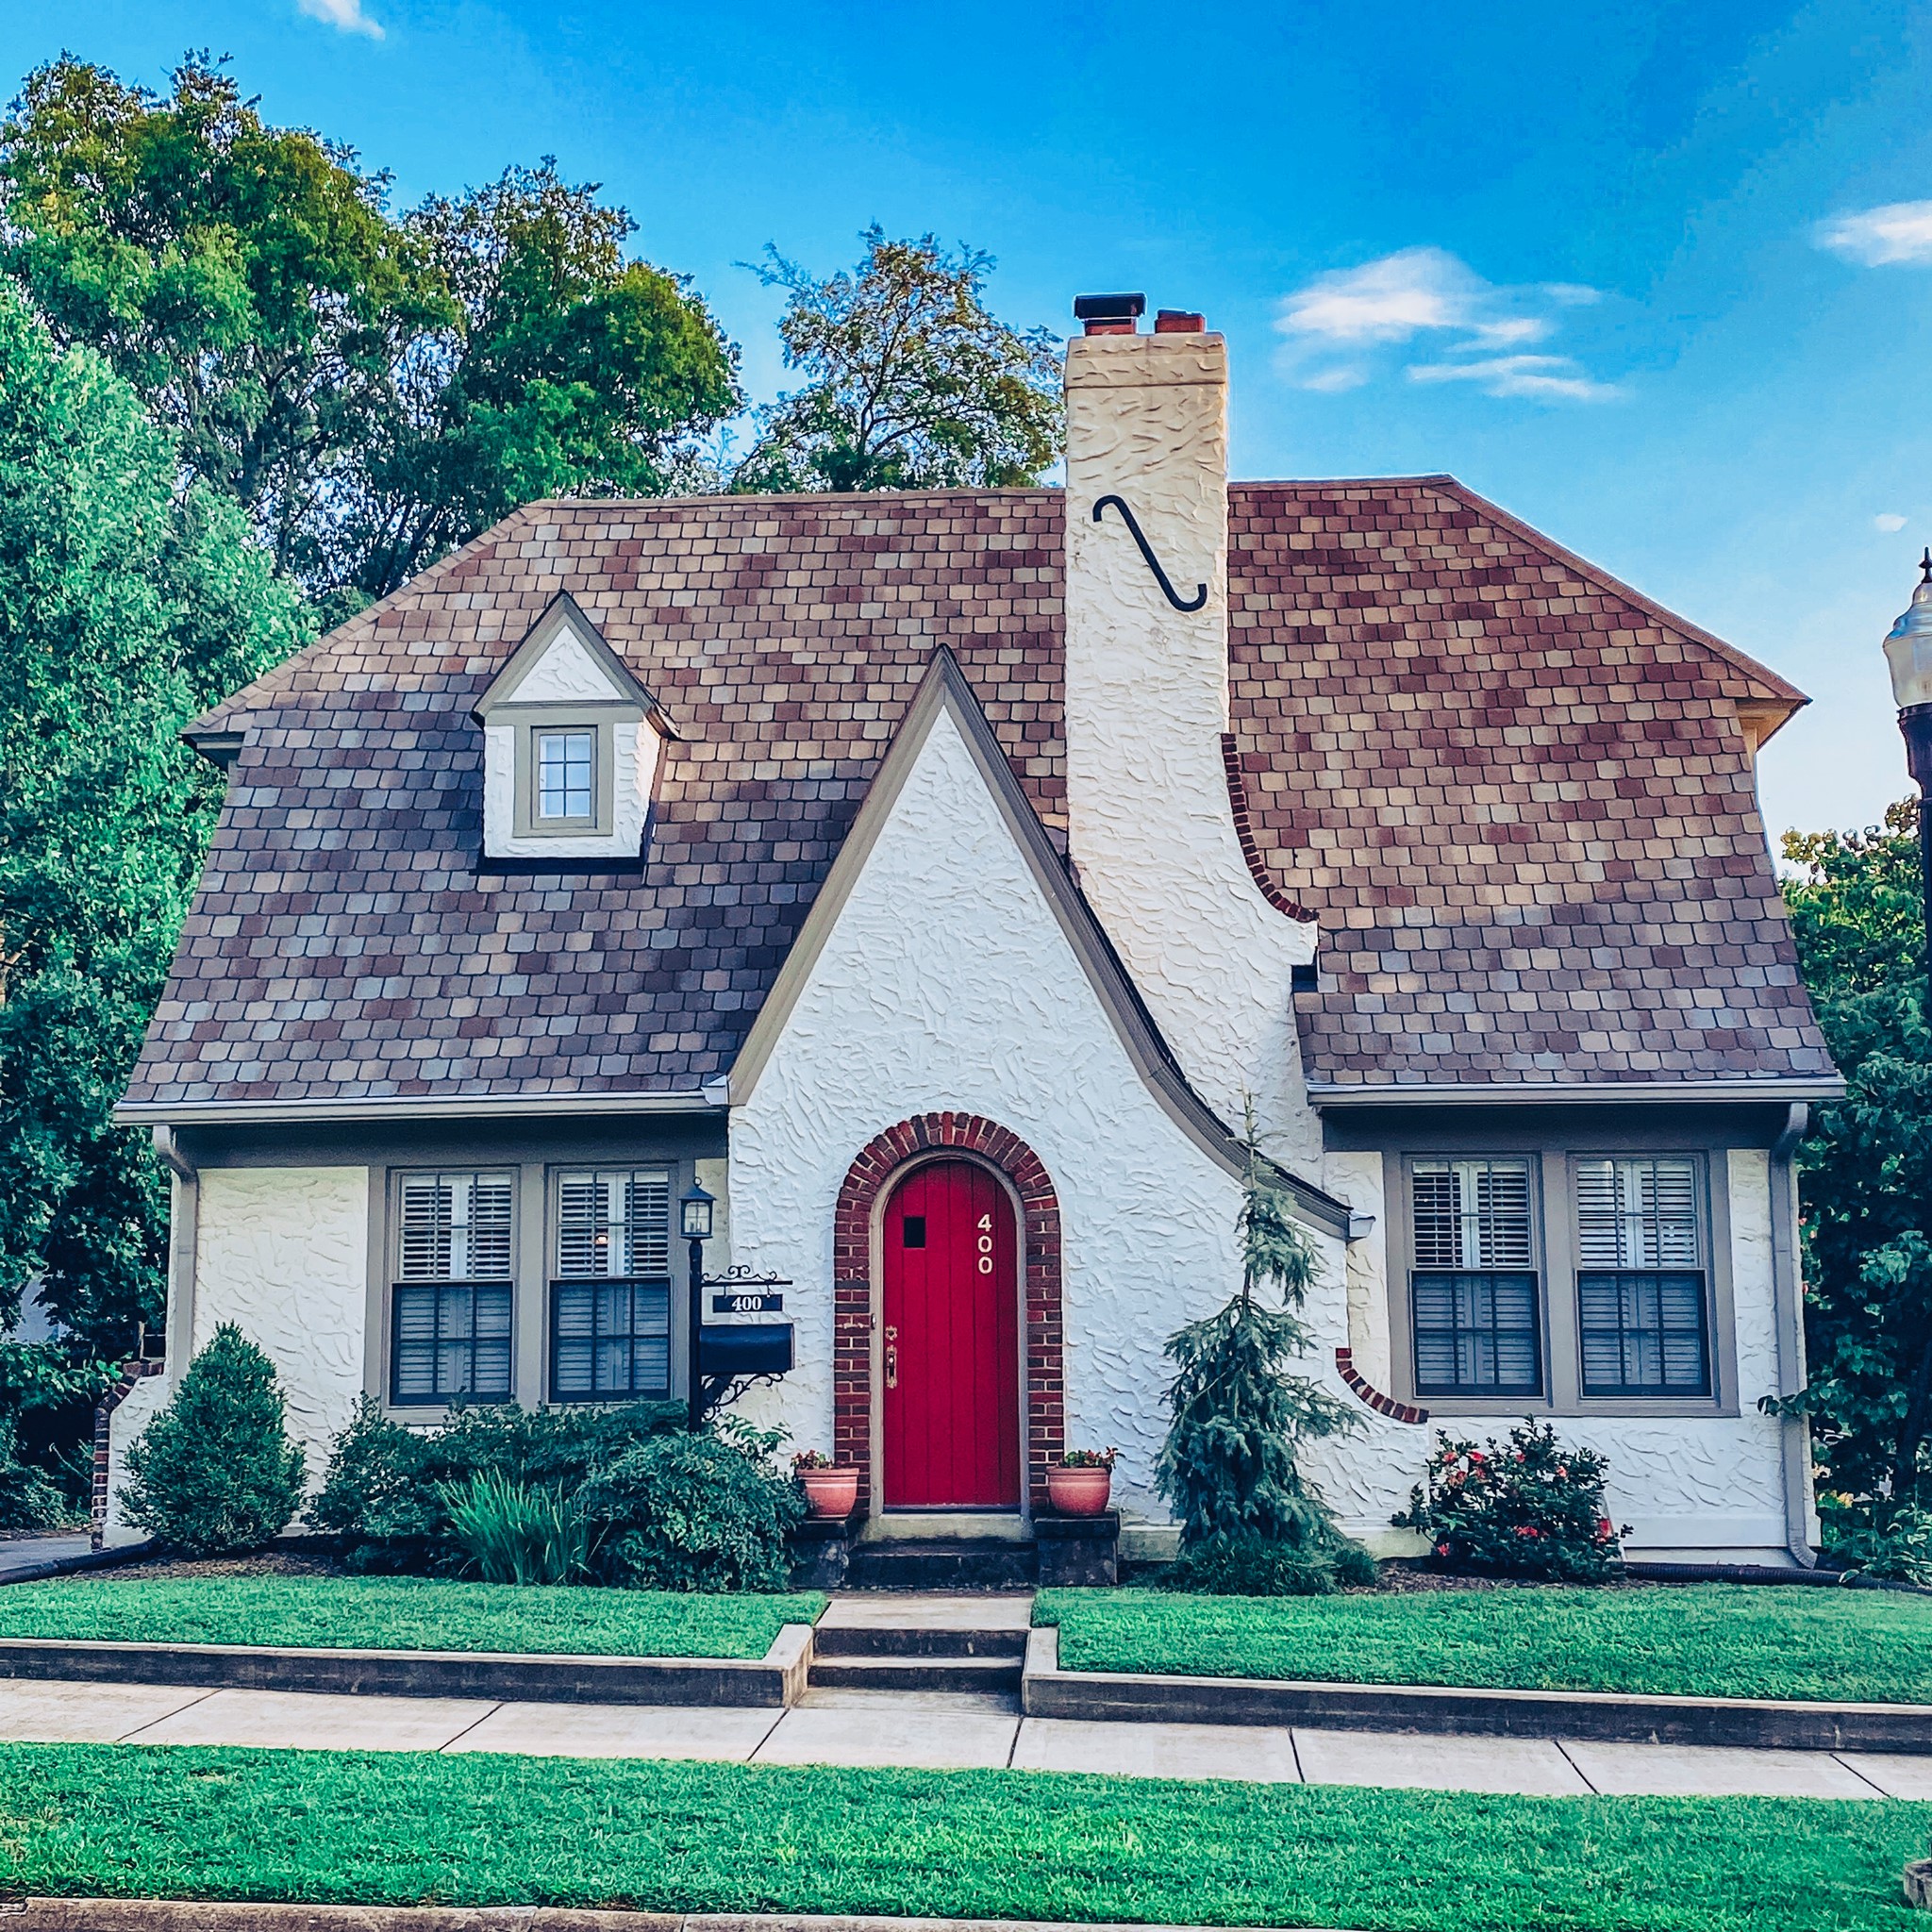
[[120, 1325, 306, 1557], [1394, 1418, 1625, 1582], [1156, 1129, 1374, 1595], [441, 1470, 591, 1586]]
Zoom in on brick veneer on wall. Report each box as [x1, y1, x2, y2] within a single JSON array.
[[91, 1358, 165, 1550], [833, 1113, 1064, 1514]]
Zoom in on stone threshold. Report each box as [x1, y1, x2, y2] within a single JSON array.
[[9, 1909, 1346, 1932], [0, 1626, 813, 1708], [1021, 1625, 1932, 1755]]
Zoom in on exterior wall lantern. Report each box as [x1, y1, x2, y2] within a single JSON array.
[[1883, 551, 1932, 1008]]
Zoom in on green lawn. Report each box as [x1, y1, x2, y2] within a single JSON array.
[[0, 1576, 824, 1658], [1, 1743, 1924, 1931], [1036, 1584, 1932, 1705]]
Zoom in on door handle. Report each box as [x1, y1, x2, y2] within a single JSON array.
[[884, 1325, 898, 1390]]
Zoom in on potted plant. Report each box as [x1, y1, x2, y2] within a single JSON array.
[[792, 1450, 858, 1520], [1047, 1446, 1117, 1517]]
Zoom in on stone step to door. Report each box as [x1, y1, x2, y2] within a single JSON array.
[[844, 1538, 1039, 1591], [813, 1623, 1027, 1659], [805, 1651, 1025, 1694]]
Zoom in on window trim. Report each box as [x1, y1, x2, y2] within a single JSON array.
[[510, 706, 621, 839], [1569, 1150, 1715, 1402], [387, 1167, 518, 1407], [1402, 1154, 1548, 1401], [533, 726, 598, 828], [546, 1165, 676, 1405]]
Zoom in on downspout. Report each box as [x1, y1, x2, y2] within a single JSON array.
[[1768, 1104, 1816, 1566], [153, 1127, 199, 1387]]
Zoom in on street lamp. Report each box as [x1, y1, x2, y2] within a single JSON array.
[[680, 1181, 714, 1431], [1883, 550, 1932, 1009]]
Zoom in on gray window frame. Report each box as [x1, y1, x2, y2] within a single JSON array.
[[546, 1165, 675, 1404], [387, 1168, 517, 1407], [510, 705, 620, 839], [1377, 1124, 1740, 1419]]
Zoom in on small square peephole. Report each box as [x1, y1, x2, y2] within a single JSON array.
[[902, 1216, 926, 1248]]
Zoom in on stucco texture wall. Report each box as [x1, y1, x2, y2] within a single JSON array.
[[728, 706, 1250, 1523]]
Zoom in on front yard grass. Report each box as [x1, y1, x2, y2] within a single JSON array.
[[2, 1742, 1925, 1932], [0, 1576, 824, 1657], [1036, 1583, 1932, 1704]]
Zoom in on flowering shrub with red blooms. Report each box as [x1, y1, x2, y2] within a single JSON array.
[[1393, 1419, 1628, 1582]]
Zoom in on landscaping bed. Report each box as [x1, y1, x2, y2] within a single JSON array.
[[1035, 1583, 1932, 1705], [2, 1742, 1925, 1932], [0, 1576, 824, 1659]]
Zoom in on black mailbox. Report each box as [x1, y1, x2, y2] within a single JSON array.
[[698, 1322, 793, 1377]]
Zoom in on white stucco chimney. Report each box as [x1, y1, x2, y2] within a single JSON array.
[[1063, 302, 1319, 1160]]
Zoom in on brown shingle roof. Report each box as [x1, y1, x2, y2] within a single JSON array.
[[122, 478, 1833, 1112]]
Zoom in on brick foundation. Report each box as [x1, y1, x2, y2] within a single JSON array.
[[833, 1114, 1064, 1514]]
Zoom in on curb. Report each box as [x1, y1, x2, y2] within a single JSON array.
[[1021, 1625, 1932, 1754], [0, 1624, 813, 1708], [4, 1913, 1349, 1932]]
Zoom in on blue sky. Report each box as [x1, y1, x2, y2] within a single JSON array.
[[9, 0, 1932, 839]]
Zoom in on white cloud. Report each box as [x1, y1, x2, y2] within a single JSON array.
[[1407, 354, 1619, 403], [1815, 201, 1932, 267], [296, 0, 385, 38], [1275, 247, 1611, 402], [1876, 513, 1908, 532]]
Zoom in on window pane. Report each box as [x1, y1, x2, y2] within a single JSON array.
[[397, 1172, 513, 1280], [537, 730, 594, 820], [549, 1271, 671, 1404], [1576, 1157, 1699, 1269], [557, 1171, 672, 1278], [391, 1178, 515, 1405], [1578, 1270, 1709, 1394], [1412, 1159, 1531, 1269], [1412, 1271, 1541, 1395]]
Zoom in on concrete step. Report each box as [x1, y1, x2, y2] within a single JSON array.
[[845, 1538, 1039, 1591], [813, 1623, 1027, 1659], [806, 1652, 1024, 1694]]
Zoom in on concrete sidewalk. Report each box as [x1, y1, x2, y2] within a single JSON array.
[[3, 1674, 1928, 1797]]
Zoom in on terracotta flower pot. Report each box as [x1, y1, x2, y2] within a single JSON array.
[[797, 1467, 859, 1520], [1046, 1465, 1112, 1516]]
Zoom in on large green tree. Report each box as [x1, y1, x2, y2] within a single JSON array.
[[1779, 801, 1932, 1507], [0, 280, 309, 1353], [735, 225, 1061, 493], [1, 57, 740, 611]]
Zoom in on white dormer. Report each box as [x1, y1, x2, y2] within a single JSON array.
[[474, 593, 666, 863]]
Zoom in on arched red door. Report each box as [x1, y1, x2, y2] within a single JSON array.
[[882, 1159, 1021, 1508]]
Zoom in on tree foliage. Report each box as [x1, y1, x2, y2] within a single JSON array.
[[121, 1324, 307, 1554], [1, 57, 741, 609], [735, 225, 1060, 493], [0, 280, 309, 1353], [1777, 800, 1932, 1507], [1156, 1134, 1372, 1593]]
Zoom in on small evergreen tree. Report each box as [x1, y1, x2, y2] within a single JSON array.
[[1157, 1129, 1374, 1593], [121, 1325, 306, 1555]]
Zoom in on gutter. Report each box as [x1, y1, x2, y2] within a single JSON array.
[[113, 1089, 726, 1128], [1307, 1078, 1845, 1108], [1768, 1102, 1818, 1567]]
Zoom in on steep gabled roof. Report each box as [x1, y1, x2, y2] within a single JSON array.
[[121, 477, 1834, 1117]]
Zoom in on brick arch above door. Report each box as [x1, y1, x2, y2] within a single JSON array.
[[833, 1113, 1064, 1514]]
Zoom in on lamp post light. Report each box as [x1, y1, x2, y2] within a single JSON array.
[[680, 1181, 715, 1431], [1883, 550, 1932, 1010]]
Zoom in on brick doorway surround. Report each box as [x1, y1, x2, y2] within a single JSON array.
[[834, 1113, 1064, 1514]]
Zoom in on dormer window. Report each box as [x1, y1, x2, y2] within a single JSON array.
[[474, 592, 667, 863]]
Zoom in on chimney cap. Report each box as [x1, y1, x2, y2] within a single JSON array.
[[1073, 292, 1145, 325]]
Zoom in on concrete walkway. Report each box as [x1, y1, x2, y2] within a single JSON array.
[[3, 1674, 1928, 1797]]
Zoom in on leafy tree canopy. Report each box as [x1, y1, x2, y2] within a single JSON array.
[[1778, 800, 1932, 1507], [1, 56, 741, 610], [0, 278, 309, 1352], [734, 225, 1061, 493]]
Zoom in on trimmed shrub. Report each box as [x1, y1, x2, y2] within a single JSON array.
[[1823, 1497, 1932, 1585], [581, 1428, 804, 1592], [0, 1418, 68, 1531], [441, 1470, 591, 1585], [1394, 1419, 1625, 1582], [308, 1395, 686, 1572], [120, 1325, 306, 1556]]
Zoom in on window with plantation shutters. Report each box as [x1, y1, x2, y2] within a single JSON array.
[[1408, 1158, 1541, 1396], [390, 1173, 514, 1405], [550, 1170, 673, 1402], [1574, 1157, 1709, 1395]]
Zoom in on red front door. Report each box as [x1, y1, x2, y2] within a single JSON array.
[[882, 1160, 1021, 1508]]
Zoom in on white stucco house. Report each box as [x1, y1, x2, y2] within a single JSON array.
[[108, 297, 1840, 1566]]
